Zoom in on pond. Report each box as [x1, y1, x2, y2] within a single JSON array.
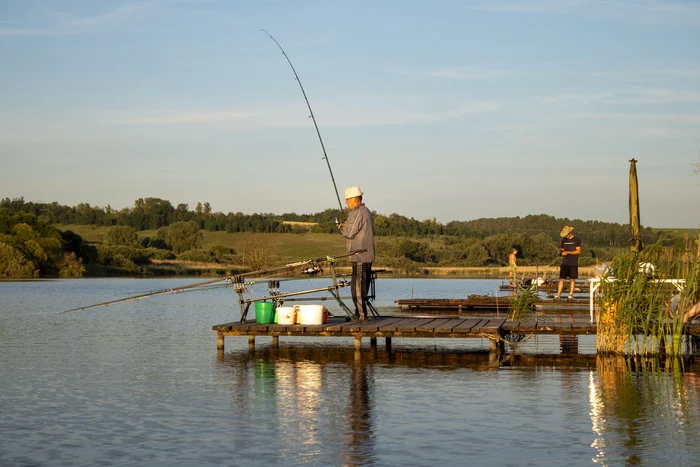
[[1, 278, 698, 466]]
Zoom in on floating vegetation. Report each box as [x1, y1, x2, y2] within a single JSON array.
[[596, 236, 700, 356]]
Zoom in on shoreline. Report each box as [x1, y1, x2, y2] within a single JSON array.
[[80, 262, 598, 279]]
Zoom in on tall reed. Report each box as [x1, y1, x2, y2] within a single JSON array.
[[508, 285, 538, 321], [596, 238, 699, 355]]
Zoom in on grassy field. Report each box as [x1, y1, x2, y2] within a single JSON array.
[[56, 225, 599, 278], [58, 225, 346, 258]]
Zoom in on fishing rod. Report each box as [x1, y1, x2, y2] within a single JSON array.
[[57, 276, 227, 315], [57, 250, 365, 314], [261, 29, 345, 217]]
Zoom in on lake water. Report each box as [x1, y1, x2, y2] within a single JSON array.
[[1, 277, 699, 466]]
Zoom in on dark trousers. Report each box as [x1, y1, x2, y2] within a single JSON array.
[[351, 262, 372, 319]]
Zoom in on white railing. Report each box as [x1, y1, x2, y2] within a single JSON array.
[[588, 277, 685, 323]]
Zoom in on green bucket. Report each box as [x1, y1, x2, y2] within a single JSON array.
[[254, 301, 275, 324]]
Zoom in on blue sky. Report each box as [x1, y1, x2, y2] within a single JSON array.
[[1, 0, 699, 228]]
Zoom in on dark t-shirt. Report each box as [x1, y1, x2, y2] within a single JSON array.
[[560, 236, 581, 266]]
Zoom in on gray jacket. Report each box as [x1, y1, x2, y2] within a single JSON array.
[[341, 203, 375, 263]]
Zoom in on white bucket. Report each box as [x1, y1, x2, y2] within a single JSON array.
[[298, 304, 324, 325], [276, 306, 296, 325]]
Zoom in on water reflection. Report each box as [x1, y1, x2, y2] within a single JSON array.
[[342, 356, 375, 466], [218, 346, 379, 465], [217, 346, 601, 464], [589, 357, 700, 466], [559, 334, 579, 354]]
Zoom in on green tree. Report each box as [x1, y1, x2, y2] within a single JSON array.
[[0, 242, 38, 277], [57, 252, 86, 277], [465, 243, 489, 266], [108, 226, 139, 246], [165, 221, 203, 254], [243, 234, 274, 270]]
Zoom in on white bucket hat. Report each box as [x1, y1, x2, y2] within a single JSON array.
[[344, 186, 363, 199]]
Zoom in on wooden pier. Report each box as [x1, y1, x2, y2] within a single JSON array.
[[213, 316, 700, 352], [498, 282, 591, 293], [395, 296, 590, 312]]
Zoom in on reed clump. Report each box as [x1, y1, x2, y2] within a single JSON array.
[[508, 286, 538, 322], [596, 237, 699, 356]]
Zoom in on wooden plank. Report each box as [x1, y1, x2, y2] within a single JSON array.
[[300, 324, 326, 332], [341, 320, 388, 332], [392, 318, 432, 332], [212, 321, 239, 331], [246, 323, 272, 332], [351, 317, 404, 332], [502, 320, 536, 333], [323, 317, 397, 332], [452, 318, 485, 333], [416, 318, 446, 333], [551, 322, 574, 332], [517, 320, 538, 332], [432, 318, 469, 333], [571, 323, 596, 333], [536, 320, 557, 332], [476, 318, 507, 334], [381, 318, 431, 332]]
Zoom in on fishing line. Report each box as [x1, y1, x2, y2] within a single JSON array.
[[261, 29, 344, 216]]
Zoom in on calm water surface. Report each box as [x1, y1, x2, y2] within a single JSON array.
[[1, 278, 698, 466]]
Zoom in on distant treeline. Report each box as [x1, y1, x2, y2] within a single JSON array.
[[1, 196, 683, 278], [0, 196, 665, 248]]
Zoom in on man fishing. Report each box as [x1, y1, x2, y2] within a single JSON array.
[[555, 225, 581, 301], [338, 186, 375, 320]]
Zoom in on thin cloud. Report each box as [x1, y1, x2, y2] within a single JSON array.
[[643, 127, 695, 138], [540, 88, 700, 108], [466, 0, 700, 25], [108, 103, 306, 126], [394, 67, 518, 80], [573, 112, 700, 125], [107, 99, 503, 127], [0, 1, 154, 36], [539, 92, 615, 107]]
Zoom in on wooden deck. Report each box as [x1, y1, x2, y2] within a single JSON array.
[[213, 316, 700, 352], [395, 296, 590, 311]]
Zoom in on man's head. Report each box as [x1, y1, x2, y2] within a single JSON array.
[[560, 225, 574, 238], [344, 186, 363, 209]]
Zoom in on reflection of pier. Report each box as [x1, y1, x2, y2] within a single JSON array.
[[213, 316, 700, 354]]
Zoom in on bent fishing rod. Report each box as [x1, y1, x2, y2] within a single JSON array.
[[261, 29, 345, 218], [57, 250, 365, 314]]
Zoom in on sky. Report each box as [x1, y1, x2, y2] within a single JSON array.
[[1, 0, 699, 228]]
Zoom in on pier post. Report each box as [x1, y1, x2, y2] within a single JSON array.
[[489, 336, 504, 354], [248, 335, 255, 348], [385, 337, 392, 352], [354, 335, 362, 350], [217, 332, 225, 351], [370, 337, 377, 350], [272, 335, 279, 347]]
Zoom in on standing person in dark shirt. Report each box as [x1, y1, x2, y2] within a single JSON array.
[[555, 225, 581, 301], [339, 186, 375, 320]]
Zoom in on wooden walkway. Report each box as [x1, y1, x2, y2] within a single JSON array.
[[395, 296, 590, 311], [213, 316, 700, 352]]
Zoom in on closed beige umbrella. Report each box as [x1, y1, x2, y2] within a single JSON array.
[[629, 159, 643, 252]]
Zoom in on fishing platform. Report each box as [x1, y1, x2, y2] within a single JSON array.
[[212, 315, 700, 352], [394, 296, 590, 312]]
